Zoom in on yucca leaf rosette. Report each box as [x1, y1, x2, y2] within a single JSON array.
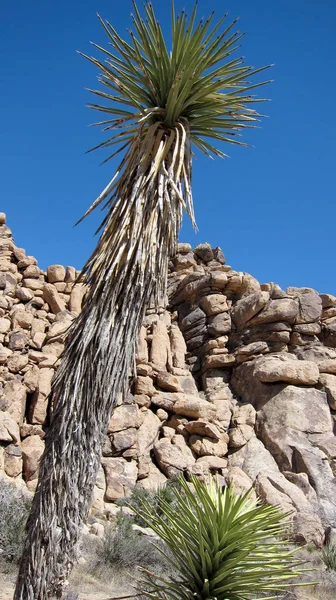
[[136, 477, 307, 600], [79, 1, 271, 301]]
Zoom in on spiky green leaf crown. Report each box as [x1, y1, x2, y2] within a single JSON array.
[[79, 1, 271, 233], [81, 1, 271, 162]]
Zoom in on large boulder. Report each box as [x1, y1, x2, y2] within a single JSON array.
[[253, 354, 319, 385]]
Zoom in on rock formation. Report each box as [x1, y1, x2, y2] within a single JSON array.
[[0, 213, 335, 548]]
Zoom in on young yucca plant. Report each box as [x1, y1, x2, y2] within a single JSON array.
[[15, 3, 271, 599], [136, 477, 307, 600]]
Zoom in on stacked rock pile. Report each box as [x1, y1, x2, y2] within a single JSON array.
[[0, 212, 335, 548]]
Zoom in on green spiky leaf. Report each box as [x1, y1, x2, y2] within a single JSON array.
[[134, 476, 310, 600]]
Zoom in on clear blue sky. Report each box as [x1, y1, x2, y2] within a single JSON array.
[[1, 0, 335, 294]]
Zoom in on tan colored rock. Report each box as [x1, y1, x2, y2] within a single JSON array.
[[173, 252, 197, 271], [11, 310, 33, 330], [184, 420, 221, 440], [207, 312, 231, 336], [112, 428, 137, 453], [15, 287, 34, 302], [69, 283, 85, 313], [169, 323, 187, 369], [232, 404, 256, 427], [90, 486, 105, 516], [20, 423, 45, 439], [156, 371, 182, 392], [293, 512, 325, 547], [256, 474, 294, 515], [46, 311, 73, 339], [31, 318, 47, 335], [29, 367, 54, 424], [318, 359, 336, 374], [134, 376, 156, 397], [134, 394, 151, 408], [41, 341, 64, 358], [194, 243, 213, 262], [0, 412, 20, 443], [173, 394, 217, 420], [321, 307, 336, 320], [257, 386, 333, 471], [247, 298, 298, 327], [0, 317, 11, 333], [22, 278, 45, 291], [210, 271, 228, 290], [151, 392, 176, 411], [203, 353, 235, 370], [237, 341, 268, 356], [211, 401, 232, 428], [189, 435, 228, 457], [150, 320, 171, 370], [21, 435, 45, 481], [0, 344, 12, 364], [136, 326, 148, 363], [8, 330, 29, 350], [293, 323, 321, 335], [153, 437, 195, 477], [22, 265, 41, 279], [17, 256, 37, 268], [229, 425, 254, 448], [137, 409, 161, 456], [195, 456, 227, 471], [199, 294, 229, 316], [7, 352, 29, 373], [65, 266, 76, 282], [137, 462, 167, 490], [31, 331, 46, 349], [108, 404, 138, 433], [4, 444, 22, 477], [102, 457, 138, 501], [43, 283, 66, 314], [226, 467, 255, 497], [319, 293, 336, 308], [0, 378, 26, 424], [253, 355, 319, 385], [295, 293, 322, 324], [47, 265, 65, 283], [231, 292, 270, 328], [319, 373, 336, 409], [136, 364, 153, 376]]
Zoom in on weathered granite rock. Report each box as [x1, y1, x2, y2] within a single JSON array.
[[29, 367, 55, 424], [21, 435, 45, 483], [102, 458, 138, 501], [108, 404, 138, 433], [154, 437, 195, 477], [247, 298, 298, 327], [231, 292, 270, 328], [318, 373, 336, 409], [257, 385, 333, 470], [189, 434, 228, 457], [150, 319, 171, 370], [0, 412, 20, 443], [199, 294, 229, 316], [253, 354, 320, 385], [136, 409, 161, 456]]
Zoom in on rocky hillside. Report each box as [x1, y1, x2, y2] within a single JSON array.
[[0, 212, 335, 548]]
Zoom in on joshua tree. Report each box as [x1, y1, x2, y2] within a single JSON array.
[[15, 3, 270, 598]]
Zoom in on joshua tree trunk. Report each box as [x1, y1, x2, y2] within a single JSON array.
[[14, 0, 270, 594], [14, 153, 183, 598]]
